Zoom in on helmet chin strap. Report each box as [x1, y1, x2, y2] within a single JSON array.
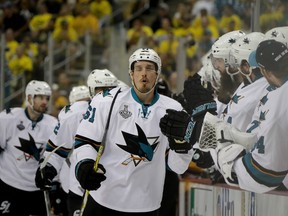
[[226, 66, 240, 82], [27, 98, 42, 116], [239, 67, 253, 84]]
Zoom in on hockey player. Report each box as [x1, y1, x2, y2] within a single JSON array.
[[72, 48, 194, 215], [0, 80, 57, 215], [210, 30, 246, 104], [207, 39, 288, 193], [35, 70, 118, 216], [219, 32, 270, 132]]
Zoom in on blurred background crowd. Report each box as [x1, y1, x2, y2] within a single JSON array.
[[1, 0, 287, 117]]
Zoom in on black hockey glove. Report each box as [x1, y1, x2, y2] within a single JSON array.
[[171, 92, 187, 108], [183, 74, 217, 118], [35, 162, 57, 190], [192, 149, 214, 169], [168, 138, 192, 154], [76, 159, 106, 191], [160, 109, 203, 150]]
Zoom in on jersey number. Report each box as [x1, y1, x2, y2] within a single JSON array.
[[252, 136, 265, 154], [83, 106, 96, 123]]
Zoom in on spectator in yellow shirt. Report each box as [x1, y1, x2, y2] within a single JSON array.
[[72, 4, 99, 39], [53, 20, 78, 44], [5, 28, 19, 61], [8, 45, 33, 88], [126, 17, 153, 52], [89, 0, 112, 21], [29, 3, 53, 41], [54, 3, 75, 29], [219, 4, 242, 34]]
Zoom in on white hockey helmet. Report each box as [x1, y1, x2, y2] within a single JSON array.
[[264, 26, 288, 46], [25, 80, 51, 105], [69, 85, 90, 104], [129, 48, 162, 75], [87, 69, 118, 97], [211, 30, 246, 66], [117, 80, 130, 89], [230, 32, 265, 67]]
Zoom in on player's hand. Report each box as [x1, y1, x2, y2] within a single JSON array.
[[35, 162, 57, 190], [183, 74, 217, 117], [76, 159, 106, 191], [160, 109, 201, 148]]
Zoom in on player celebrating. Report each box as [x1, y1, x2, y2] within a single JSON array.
[[35, 69, 118, 216], [72, 48, 193, 215], [0, 80, 57, 215]]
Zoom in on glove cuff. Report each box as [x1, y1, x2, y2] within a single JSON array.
[[191, 101, 217, 119]]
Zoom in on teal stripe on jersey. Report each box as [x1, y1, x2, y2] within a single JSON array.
[[46, 141, 70, 158], [74, 135, 101, 151], [242, 153, 288, 187]]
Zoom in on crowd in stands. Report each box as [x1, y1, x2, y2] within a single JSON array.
[[1, 0, 287, 116]]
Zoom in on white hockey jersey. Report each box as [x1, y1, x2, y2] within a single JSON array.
[[220, 77, 270, 132], [233, 81, 288, 193], [73, 87, 194, 212], [0, 108, 57, 191], [44, 101, 89, 195]]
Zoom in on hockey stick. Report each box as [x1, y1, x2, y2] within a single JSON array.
[[80, 88, 121, 216], [40, 142, 66, 216]]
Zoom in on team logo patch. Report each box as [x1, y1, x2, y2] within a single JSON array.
[[15, 133, 43, 161], [119, 105, 132, 119], [117, 123, 159, 166], [17, 121, 25, 130]]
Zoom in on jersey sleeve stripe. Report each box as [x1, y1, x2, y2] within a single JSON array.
[[74, 134, 101, 151], [46, 140, 70, 158], [242, 152, 288, 187]]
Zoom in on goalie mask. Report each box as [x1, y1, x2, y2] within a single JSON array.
[[25, 80, 52, 107], [69, 85, 90, 104], [87, 69, 118, 97]]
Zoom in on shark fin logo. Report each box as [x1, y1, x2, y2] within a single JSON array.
[[117, 123, 159, 166], [15, 133, 42, 161]]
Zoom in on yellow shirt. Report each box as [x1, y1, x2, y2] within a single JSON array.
[[52, 26, 78, 43], [5, 41, 19, 60], [29, 13, 53, 32], [8, 55, 33, 76], [219, 15, 242, 33], [72, 14, 99, 37], [89, 0, 112, 19], [55, 16, 75, 28]]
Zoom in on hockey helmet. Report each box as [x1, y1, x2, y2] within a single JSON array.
[[230, 32, 265, 68], [69, 85, 90, 104], [129, 48, 162, 75], [211, 30, 246, 66], [25, 80, 51, 105], [87, 69, 118, 97]]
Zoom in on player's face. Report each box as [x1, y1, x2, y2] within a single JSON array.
[[33, 95, 50, 113], [131, 61, 158, 93]]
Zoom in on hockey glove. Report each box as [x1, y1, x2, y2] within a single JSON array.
[[168, 138, 192, 154], [192, 148, 214, 169], [35, 161, 57, 190], [183, 74, 217, 118], [160, 109, 203, 149], [76, 159, 106, 191]]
